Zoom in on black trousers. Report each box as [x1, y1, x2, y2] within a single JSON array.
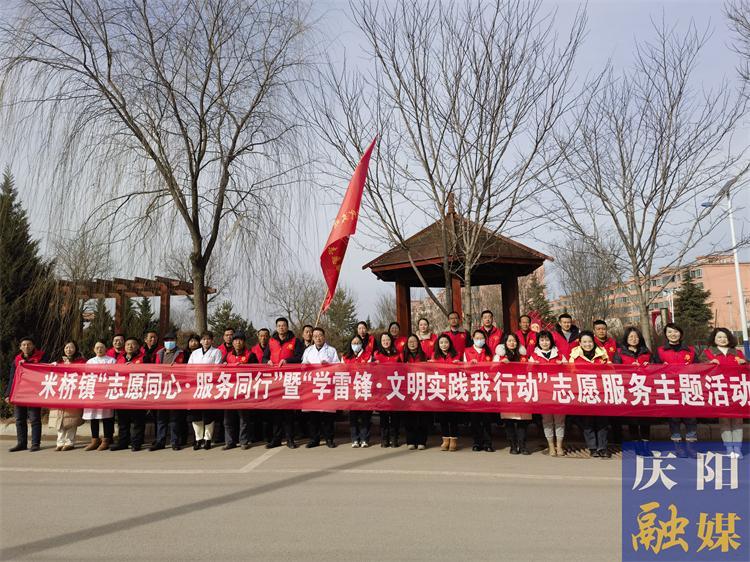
[[349, 411, 372, 443], [90, 418, 115, 440], [116, 410, 146, 448], [439, 412, 460, 437], [628, 418, 651, 440], [154, 410, 186, 446], [380, 412, 401, 440], [308, 412, 335, 442], [504, 419, 529, 444], [269, 409, 295, 443], [14, 406, 42, 447], [405, 412, 431, 446], [582, 416, 609, 451], [224, 410, 252, 446], [471, 413, 494, 447]]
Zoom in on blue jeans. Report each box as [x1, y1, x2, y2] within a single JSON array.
[[669, 418, 697, 442]]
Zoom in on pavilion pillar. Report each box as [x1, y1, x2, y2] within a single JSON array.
[[159, 283, 170, 336], [501, 276, 520, 334], [395, 281, 411, 333], [451, 276, 462, 319], [114, 292, 127, 333]]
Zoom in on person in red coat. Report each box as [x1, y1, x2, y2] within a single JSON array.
[[442, 311, 471, 358], [515, 314, 537, 355], [652, 323, 698, 454], [343, 334, 372, 447], [389, 321, 408, 354], [106, 333, 126, 361], [528, 330, 566, 456], [223, 331, 258, 450], [432, 334, 461, 451], [250, 328, 271, 368], [217, 327, 235, 360], [356, 321, 376, 358], [141, 330, 163, 363], [478, 309, 503, 352], [701, 327, 747, 457], [402, 334, 430, 450], [374, 332, 402, 447], [612, 326, 652, 454], [464, 329, 496, 452], [112, 337, 146, 451], [416, 318, 437, 357], [593, 320, 617, 360], [7, 336, 47, 452], [553, 313, 579, 358]]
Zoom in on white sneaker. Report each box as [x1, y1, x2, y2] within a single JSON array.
[[417, 444, 426, 450], [361, 442, 369, 448], [351, 442, 360, 448], [407, 444, 417, 450]]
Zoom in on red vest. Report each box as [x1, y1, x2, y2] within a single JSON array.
[[14, 349, 46, 367], [431, 354, 459, 365], [393, 336, 408, 354], [530, 351, 561, 364], [361, 335, 376, 356], [344, 351, 371, 364], [595, 337, 617, 359], [702, 347, 746, 365], [553, 332, 579, 358], [217, 343, 233, 360], [117, 352, 144, 364], [61, 356, 86, 364], [106, 347, 125, 360], [616, 350, 652, 365], [464, 346, 492, 363], [374, 351, 401, 363], [515, 330, 537, 353], [572, 354, 607, 365], [443, 329, 470, 358], [226, 348, 256, 365], [251, 344, 268, 363], [418, 334, 437, 358], [269, 336, 299, 364], [656, 345, 696, 365], [478, 326, 503, 352]]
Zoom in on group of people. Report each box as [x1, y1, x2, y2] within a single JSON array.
[[6, 311, 746, 459]]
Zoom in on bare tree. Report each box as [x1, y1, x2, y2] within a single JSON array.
[[266, 271, 323, 333], [544, 20, 748, 345], [0, 0, 309, 332], [373, 292, 396, 330], [727, 0, 750, 84], [308, 0, 584, 326]]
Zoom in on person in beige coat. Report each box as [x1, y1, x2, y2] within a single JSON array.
[[51, 341, 85, 451]]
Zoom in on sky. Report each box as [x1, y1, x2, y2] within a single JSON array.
[[6, 0, 750, 329]]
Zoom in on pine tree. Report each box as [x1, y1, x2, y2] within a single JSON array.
[[674, 274, 712, 345], [0, 168, 55, 411], [208, 301, 252, 337], [524, 275, 554, 324], [323, 286, 358, 350], [81, 298, 114, 353]]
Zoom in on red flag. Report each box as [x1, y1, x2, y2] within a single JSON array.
[[320, 137, 377, 312]]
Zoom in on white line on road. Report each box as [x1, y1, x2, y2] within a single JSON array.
[[238, 446, 283, 473]]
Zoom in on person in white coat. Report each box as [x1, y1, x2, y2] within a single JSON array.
[[187, 331, 223, 450], [83, 341, 117, 450], [301, 327, 340, 448]]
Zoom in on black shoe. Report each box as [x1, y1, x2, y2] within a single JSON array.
[[485, 445, 496, 452], [306, 440, 320, 448], [149, 443, 165, 451], [29, 444, 41, 452], [172, 444, 181, 451], [381, 439, 390, 448], [391, 438, 400, 448], [286, 440, 298, 449], [204, 441, 212, 450], [193, 440, 203, 451], [472, 444, 483, 452], [111, 442, 129, 451], [265, 441, 280, 449], [241, 443, 251, 450], [326, 439, 336, 448], [590, 449, 600, 458], [9, 444, 27, 452], [520, 447, 531, 455], [599, 449, 611, 458], [131, 444, 142, 452], [509, 443, 519, 454], [223, 443, 237, 450]]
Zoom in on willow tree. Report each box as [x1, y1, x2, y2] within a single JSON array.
[[0, 0, 308, 331]]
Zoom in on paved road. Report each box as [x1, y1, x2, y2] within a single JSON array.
[[1, 437, 623, 561]]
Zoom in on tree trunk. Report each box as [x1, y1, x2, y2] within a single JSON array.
[[191, 254, 208, 333], [464, 262, 473, 329], [633, 280, 654, 349]]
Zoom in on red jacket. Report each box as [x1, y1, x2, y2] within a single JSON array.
[[478, 326, 503, 352], [361, 334, 376, 356], [343, 351, 371, 364], [106, 347, 125, 361], [515, 330, 537, 353], [529, 348, 564, 364], [14, 349, 46, 368], [374, 351, 401, 363], [463, 346, 492, 363], [266, 333, 304, 365], [61, 356, 86, 364], [393, 336, 408, 354], [571, 354, 607, 365], [701, 347, 746, 365], [553, 331, 579, 358], [431, 354, 459, 365], [141, 344, 163, 364], [226, 348, 257, 365], [613, 346, 651, 365], [595, 337, 617, 360], [418, 334, 437, 357], [655, 344, 697, 365], [117, 352, 144, 364], [442, 329, 471, 358], [250, 344, 268, 364], [217, 342, 233, 360]]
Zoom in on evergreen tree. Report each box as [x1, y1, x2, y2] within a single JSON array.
[[323, 286, 358, 350], [673, 274, 712, 345], [524, 275, 554, 324], [81, 298, 114, 353], [0, 168, 55, 412], [208, 301, 252, 338]]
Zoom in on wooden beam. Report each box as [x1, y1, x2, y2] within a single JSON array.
[[395, 281, 411, 334], [451, 276, 463, 321], [501, 276, 520, 334], [159, 283, 170, 336]]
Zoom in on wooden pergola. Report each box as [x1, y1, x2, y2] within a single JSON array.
[[57, 276, 215, 335], [363, 209, 552, 333]]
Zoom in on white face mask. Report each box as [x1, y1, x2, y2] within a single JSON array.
[[164, 341, 177, 351], [351, 344, 363, 354], [474, 339, 485, 348]]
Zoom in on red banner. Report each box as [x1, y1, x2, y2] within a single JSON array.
[[9, 362, 750, 417]]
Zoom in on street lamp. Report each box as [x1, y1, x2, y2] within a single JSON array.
[[702, 179, 749, 355]]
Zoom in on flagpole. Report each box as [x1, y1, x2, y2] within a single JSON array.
[[314, 295, 327, 327]]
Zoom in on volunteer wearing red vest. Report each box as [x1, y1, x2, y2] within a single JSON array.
[[112, 337, 147, 451], [515, 314, 537, 355], [443, 311, 471, 358], [7, 337, 47, 452], [343, 334, 372, 447], [528, 330, 566, 457], [553, 313, 579, 358], [701, 327, 746, 457], [652, 322, 698, 456], [432, 334, 461, 451], [569, 331, 610, 458], [374, 332, 402, 447], [141, 330, 163, 363], [263, 317, 305, 449], [465, 329, 496, 452], [215, 327, 235, 360], [106, 333, 126, 360], [593, 320, 617, 360], [301, 324, 314, 349], [478, 310, 503, 352], [416, 317, 437, 357], [150, 332, 186, 451], [389, 321, 408, 354], [251, 328, 271, 368], [402, 335, 430, 450], [223, 331, 258, 450], [612, 326, 652, 455], [356, 321, 376, 358]]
